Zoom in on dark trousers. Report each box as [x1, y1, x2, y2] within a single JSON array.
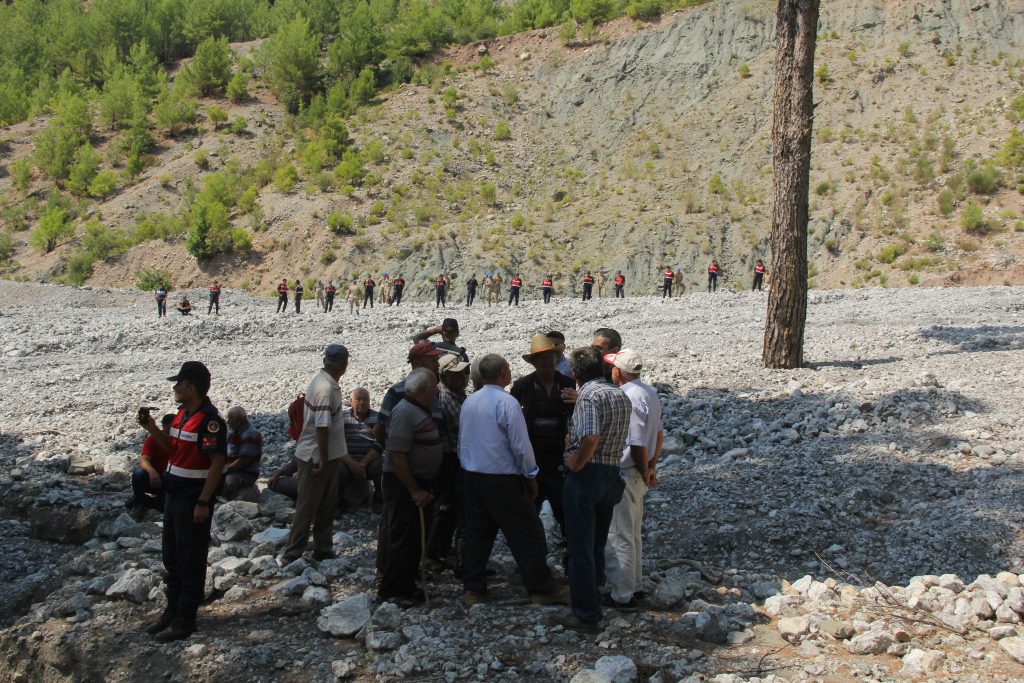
[[663, 281, 672, 298], [222, 472, 257, 499], [391, 287, 403, 306], [208, 296, 219, 314], [752, 273, 763, 291], [269, 475, 298, 500], [534, 461, 566, 537], [508, 288, 520, 306], [378, 472, 432, 599], [436, 289, 446, 308], [427, 453, 463, 563], [130, 465, 165, 512], [615, 285, 624, 298], [277, 293, 287, 312], [543, 288, 552, 303], [467, 289, 476, 306], [563, 463, 624, 624], [708, 273, 718, 292], [325, 294, 334, 311], [582, 284, 592, 301], [462, 472, 554, 595], [162, 475, 213, 622], [157, 300, 167, 317], [295, 296, 302, 313], [363, 288, 374, 308]]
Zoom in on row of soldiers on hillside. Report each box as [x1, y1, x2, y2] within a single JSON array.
[[152, 261, 769, 317]]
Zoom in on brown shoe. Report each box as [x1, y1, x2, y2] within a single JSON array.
[[550, 611, 601, 634], [463, 591, 489, 607], [530, 583, 570, 605]]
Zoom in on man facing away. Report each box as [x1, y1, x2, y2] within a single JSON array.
[[459, 354, 568, 606], [602, 350, 662, 609], [281, 345, 350, 563]]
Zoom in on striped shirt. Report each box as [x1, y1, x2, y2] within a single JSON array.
[[568, 378, 631, 467], [227, 422, 263, 476], [343, 408, 381, 461], [383, 398, 443, 480], [295, 369, 348, 462], [436, 383, 464, 456]]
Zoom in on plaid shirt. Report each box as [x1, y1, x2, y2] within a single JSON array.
[[568, 378, 631, 467], [436, 382, 465, 455]]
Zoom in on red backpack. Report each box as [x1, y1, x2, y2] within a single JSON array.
[[287, 394, 305, 441]]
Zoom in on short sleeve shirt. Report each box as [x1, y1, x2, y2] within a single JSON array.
[[620, 380, 663, 468], [383, 399, 443, 480], [295, 369, 348, 461], [343, 408, 381, 461], [140, 435, 170, 472], [568, 379, 631, 467], [227, 423, 263, 476]]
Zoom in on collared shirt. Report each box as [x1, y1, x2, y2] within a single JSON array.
[[458, 384, 538, 477], [343, 408, 381, 461], [555, 355, 572, 378], [295, 369, 348, 462], [227, 422, 263, 476], [620, 380, 663, 468], [510, 370, 575, 462], [568, 378, 631, 467], [436, 383, 465, 455], [379, 378, 444, 430], [383, 398, 443, 479]]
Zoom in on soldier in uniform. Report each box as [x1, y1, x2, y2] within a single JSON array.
[[581, 271, 595, 301], [207, 281, 221, 315], [294, 279, 304, 313], [276, 279, 289, 313], [325, 281, 336, 312], [140, 361, 226, 642], [391, 275, 405, 306]]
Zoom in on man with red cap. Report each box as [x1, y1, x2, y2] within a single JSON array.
[[139, 361, 226, 642]]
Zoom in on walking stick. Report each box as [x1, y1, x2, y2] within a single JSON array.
[[418, 506, 431, 609]]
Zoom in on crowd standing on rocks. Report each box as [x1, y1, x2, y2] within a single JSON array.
[[0, 281, 1023, 682]]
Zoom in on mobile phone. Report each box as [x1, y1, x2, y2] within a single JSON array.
[[137, 406, 156, 426]]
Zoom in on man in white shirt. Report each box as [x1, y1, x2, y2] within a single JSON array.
[[458, 354, 568, 606], [602, 349, 663, 608], [282, 344, 350, 563]]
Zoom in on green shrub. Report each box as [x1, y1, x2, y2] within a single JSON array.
[[877, 242, 907, 264], [185, 200, 232, 259], [0, 230, 14, 265], [897, 40, 911, 57], [98, 68, 145, 130], [814, 180, 836, 196], [154, 86, 198, 136], [625, 0, 665, 20], [136, 267, 172, 291], [327, 211, 355, 235], [230, 226, 253, 252], [480, 182, 497, 206], [955, 237, 979, 251], [207, 105, 228, 129], [183, 37, 232, 96], [33, 94, 91, 180], [966, 167, 998, 194], [334, 150, 366, 185], [230, 116, 248, 135], [274, 162, 298, 193], [226, 72, 250, 103], [66, 144, 101, 197], [708, 174, 727, 195], [31, 207, 74, 253], [815, 64, 831, 84], [571, 0, 617, 23], [194, 149, 210, 169], [961, 203, 996, 235], [937, 189, 955, 216], [493, 120, 512, 140], [997, 129, 1024, 170], [10, 158, 31, 193], [738, 64, 751, 78], [908, 274, 920, 285], [88, 171, 118, 199], [261, 15, 321, 114]]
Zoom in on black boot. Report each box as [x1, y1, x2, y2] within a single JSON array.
[[154, 616, 196, 642], [144, 606, 176, 635]]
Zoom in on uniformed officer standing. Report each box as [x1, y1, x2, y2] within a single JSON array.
[[156, 283, 169, 318], [541, 274, 554, 304], [581, 271, 595, 301], [276, 279, 289, 313], [208, 281, 221, 315], [752, 259, 767, 291], [141, 361, 226, 642], [662, 267, 674, 299], [391, 275, 405, 306], [614, 271, 625, 298], [294, 280, 305, 313], [325, 281, 336, 312], [508, 274, 523, 306], [435, 274, 448, 308]]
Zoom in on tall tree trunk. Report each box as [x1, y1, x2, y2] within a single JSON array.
[[763, 0, 819, 369]]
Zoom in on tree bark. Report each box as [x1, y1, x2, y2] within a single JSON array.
[[762, 0, 819, 369]]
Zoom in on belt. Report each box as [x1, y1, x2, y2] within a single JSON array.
[[167, 465, 210, 479]]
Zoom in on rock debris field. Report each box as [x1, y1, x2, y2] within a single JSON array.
[[1, 281, 1023, 682]]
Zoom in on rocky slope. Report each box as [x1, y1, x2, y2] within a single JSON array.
[[1, 0, 1023, 296], [0, 281, 1023, 681]]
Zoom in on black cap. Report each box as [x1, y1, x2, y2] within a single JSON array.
[[441, 318, 459, 331], [167, 361, 211, 385], [324, 344, 349, 363]]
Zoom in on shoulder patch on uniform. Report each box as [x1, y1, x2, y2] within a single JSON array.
[[207, 420, 220, 433]]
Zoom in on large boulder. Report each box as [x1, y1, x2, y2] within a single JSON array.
[[317, 594, 373, 638], [252, 526, 290, 547], [594, 655, 637, 683], [213, 503, 254, 542], [106, 569, 161, 603], [30, 506, 109, 544]]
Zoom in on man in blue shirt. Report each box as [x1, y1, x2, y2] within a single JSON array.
[[458, 354, 568, 607]]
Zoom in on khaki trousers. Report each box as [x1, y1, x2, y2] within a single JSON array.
[[284, 458, 341, 558], [604, 467, 648, 602]]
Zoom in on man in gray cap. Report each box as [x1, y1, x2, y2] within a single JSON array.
[[281, 344, 350, 563]]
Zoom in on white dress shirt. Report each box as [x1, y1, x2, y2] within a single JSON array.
[[458, 384, 538, 477]]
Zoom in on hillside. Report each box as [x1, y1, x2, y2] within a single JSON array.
[[1, 0, 1024, 297]]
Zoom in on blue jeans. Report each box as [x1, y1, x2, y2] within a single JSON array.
[[563, 463, 624, 624], [130, 465, 165, 512]]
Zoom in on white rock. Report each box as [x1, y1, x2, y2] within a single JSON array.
[[317, 594, 372, 638], [251, 526, 290, 547], [846, 630, 895, 655], [778, 616, 811, 641], [571, 671, 613, 683], [105, 569, 160, 603], [999, 636, 1024, 664], [594, 655, 637, 683], [901, 649, 945, 675]]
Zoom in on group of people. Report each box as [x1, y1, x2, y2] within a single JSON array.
[[133, 317, 665, 641], [153, 262, 772, 317]]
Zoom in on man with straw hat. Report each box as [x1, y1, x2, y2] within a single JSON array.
[[511, 334, 577, 538]]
